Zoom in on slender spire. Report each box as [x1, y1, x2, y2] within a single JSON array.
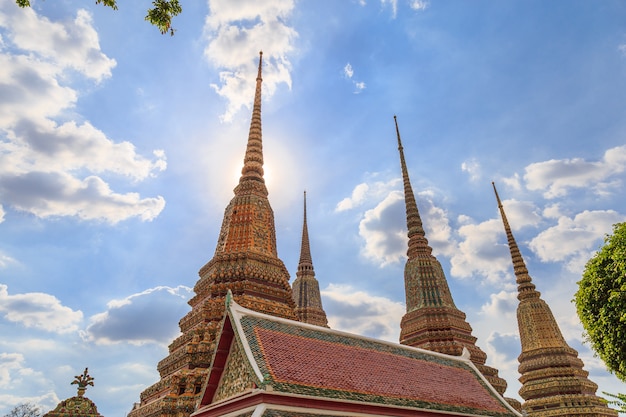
[[493, 182, 617, 417], [237, 51, 265, 190], [492, 182, 538, 301], [292, 191, 329, 327], [394, 115, 453, 310], [298, 191, 313, 267], [394, 115, 431, 259], [128, 52, 297, 417], [394, 116, 509, 398]]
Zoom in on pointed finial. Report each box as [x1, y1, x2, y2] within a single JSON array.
[[394, 115, 431, 259], [492, 181, 503, 209], [394, 115, 402, 150], [236, 52, 266, 190], [257, 51, 263, 81], [71, 368, 94, 397], [492, 182, 538, 300], [298, 190, 313, 267]]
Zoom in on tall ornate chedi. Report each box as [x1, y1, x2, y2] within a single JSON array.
[[394, 116, 508, 396], [291, 191, 329, 327], [493, 182, 617, 417], [128, 52, 297, 417]]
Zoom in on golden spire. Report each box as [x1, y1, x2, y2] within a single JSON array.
[[492, 182, 539, 301], [298, 191, 313, 267], [237, 51, 266, 192], [292, 191, 329, 327], [492, 182, 617, 417], [128, 52, 297, 417], [394, 115, 431, 259], [394, 115, 453, 310], [394, 116, 508, 397]]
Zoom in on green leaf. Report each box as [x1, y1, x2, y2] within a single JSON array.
[[575, 222, 626, 382]]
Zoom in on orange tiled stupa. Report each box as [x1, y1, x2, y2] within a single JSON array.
[[127, 52, 297, 417], [492, 182, 618, 417], [291, 191, 329, 327], [393, 116, 510, 399]]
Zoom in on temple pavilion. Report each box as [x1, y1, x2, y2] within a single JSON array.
[[126, 52, 617, 417]]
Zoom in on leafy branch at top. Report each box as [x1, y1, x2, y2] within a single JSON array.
[[15, 0, 182, 36]]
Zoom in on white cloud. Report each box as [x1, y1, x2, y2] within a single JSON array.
[[83, 286, 193, 345], [335, 178, 400, 212], [0, 285, 83, 334], [450, 199, 540, 283], [336, 183, 370, 212], [341, 62, 366, 94], [0, 4, 167, 224], [409, 0, 428, 11], [461, 158, 481, 182], [542, 203, 563, 219], [500, 173, 522, 191], [0, 352, 59, 412], [0, 172, 165, 223], [0, 352, 24, 389], [0, 251, 15, 268], [449, 218, 512, 283], [321, 284, 405, 342], [359, 190, 407, 266], [481, 290, 517, 318], [528, 209, 626, 272], [380, 0, 398, 18], [524, 145, 626, 198], [339, 178, 455, 267], [0, 5, 116, 82], [344, 63, 354, 78], [484, 331, 520, 376], [7, 121, 166, 181], [203, 0, 297, 122], [498, 199, 543, 229]]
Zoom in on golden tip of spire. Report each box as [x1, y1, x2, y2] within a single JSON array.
[[492, 182, 503, 207]]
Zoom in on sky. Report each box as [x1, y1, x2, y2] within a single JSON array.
[[1, 0, 626, 415]]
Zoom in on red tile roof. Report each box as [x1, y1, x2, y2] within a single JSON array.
[[198, 296, 520, 417], [255, 327, 506, 412]]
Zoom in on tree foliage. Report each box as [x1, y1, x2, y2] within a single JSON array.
[[575, 222, 626, 381], [3, 403, 41, 417], [603, 392, 626, 413], [15, 0, 182, 35]]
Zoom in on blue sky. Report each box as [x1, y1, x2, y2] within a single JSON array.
[[1, 0, 626, 415]]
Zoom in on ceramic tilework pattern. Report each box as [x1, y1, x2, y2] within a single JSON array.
[[213, 339, 256, 402], [394, 117, 509, 397], [240, 315, 517, 417], [494, 184, 618, 417], [44, 396, 102, 417], [128, 53, 297, 417]]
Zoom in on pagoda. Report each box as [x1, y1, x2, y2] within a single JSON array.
[[492, 182, 618, 417], [127, 52, 297, 417], [394, 116, 510, 398], [291, 191, 329, 327]]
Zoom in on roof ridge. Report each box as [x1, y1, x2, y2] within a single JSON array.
[[229, 297, 477, 367]]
